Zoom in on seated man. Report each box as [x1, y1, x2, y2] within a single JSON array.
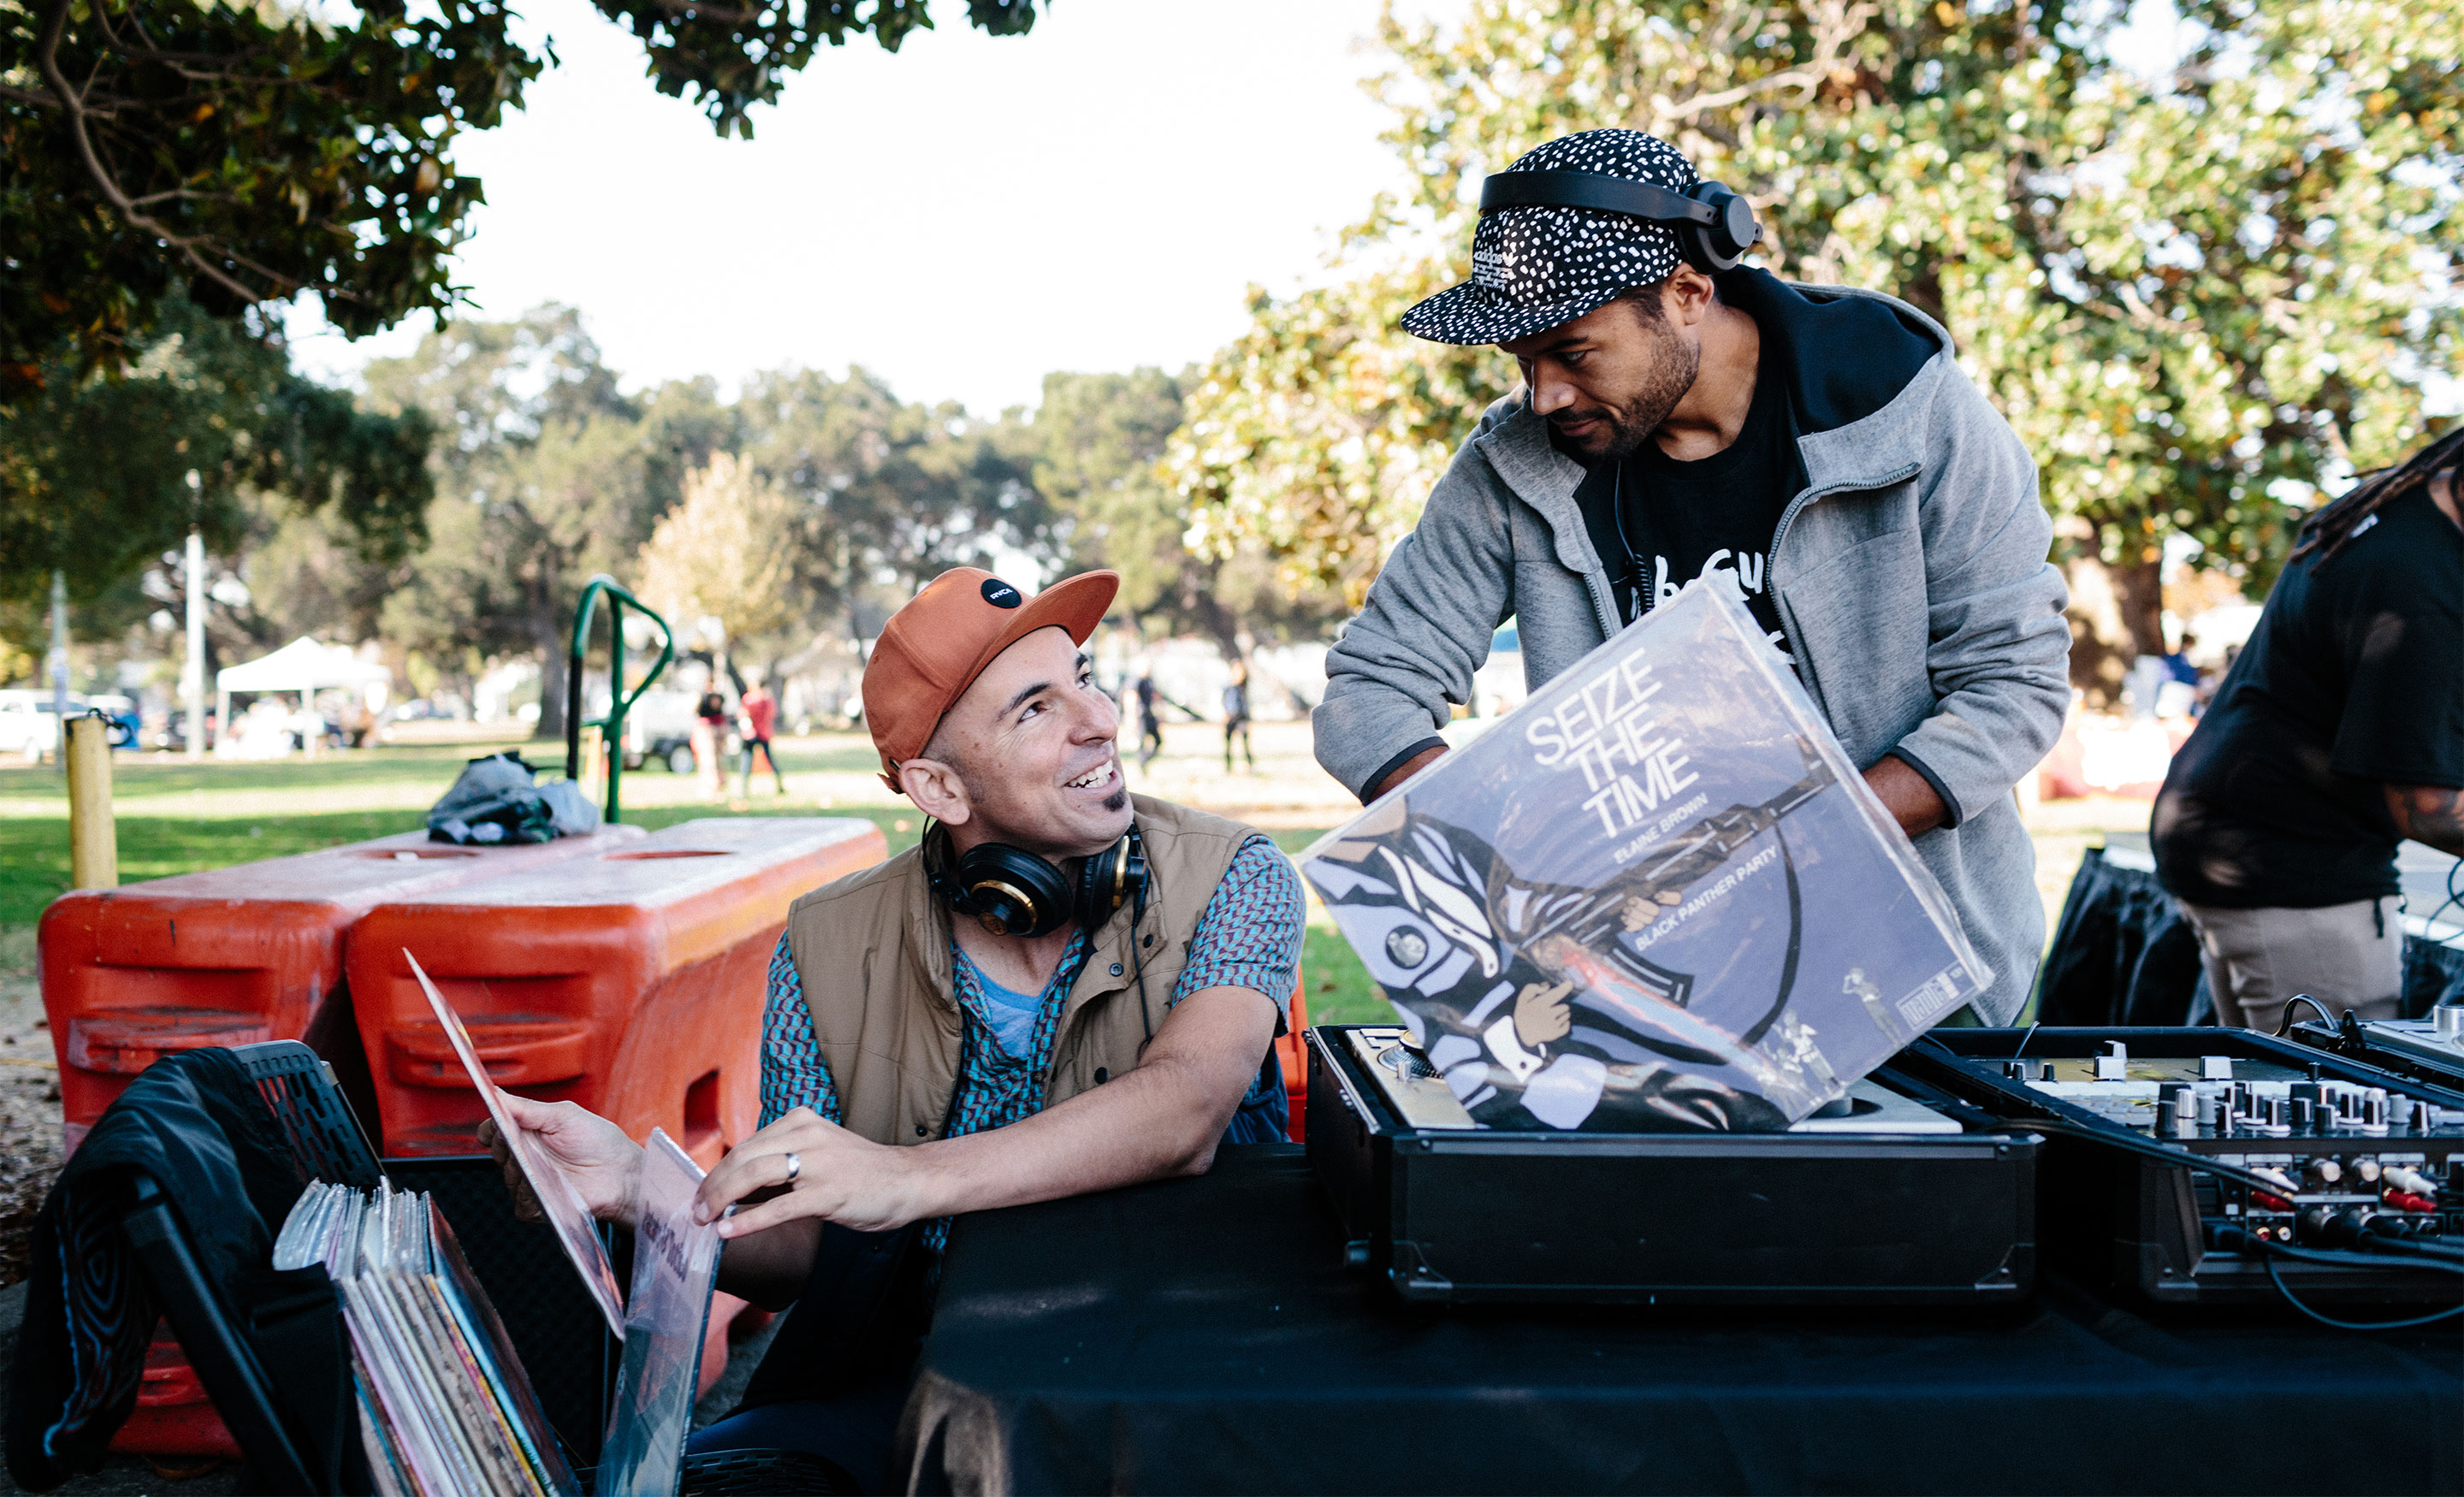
[[483, 567, 1301, 1489]]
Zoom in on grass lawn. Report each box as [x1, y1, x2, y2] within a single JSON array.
[[0, 736, 1395, 1024]]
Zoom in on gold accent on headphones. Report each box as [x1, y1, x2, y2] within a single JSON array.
[[968, 878, 1038, 936]]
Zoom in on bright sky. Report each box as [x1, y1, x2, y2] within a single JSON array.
[[288, 0, 1450, 415]]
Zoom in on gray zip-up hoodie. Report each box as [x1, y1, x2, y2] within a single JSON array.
[[1315, 272, 2071, 1023]]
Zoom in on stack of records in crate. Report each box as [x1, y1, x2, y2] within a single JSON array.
[[275, 1180, 581, 1497]]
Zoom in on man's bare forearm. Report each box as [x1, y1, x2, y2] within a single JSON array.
[[1366, 743, 1448, 803], [695, 984, 1283, 1256], [888, 985, 1277, 1222], [718, 1217, 820, 1311], [1863, 754, 1949, 838], [2386, 782, 2464, 857]]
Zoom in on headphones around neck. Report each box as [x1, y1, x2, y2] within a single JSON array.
[[1479, 169, 1762, 275], [927, 822, 1151, 940]]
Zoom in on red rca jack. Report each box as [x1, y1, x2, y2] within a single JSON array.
[[2382, 1188, 2438, 1214], [2252, 1190, 2294, 1213]]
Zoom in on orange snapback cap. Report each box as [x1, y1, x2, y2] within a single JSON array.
[[866, 568, 1119, 791]]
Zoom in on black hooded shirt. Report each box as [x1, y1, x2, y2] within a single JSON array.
[[1568, 270, 1937, 661], [2153, 483, 2464, 909]]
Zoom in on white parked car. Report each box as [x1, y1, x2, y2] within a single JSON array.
[[619, 689, 708, 772], [0, 689, 82, 762]]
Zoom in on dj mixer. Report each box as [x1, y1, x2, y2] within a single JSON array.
[[1901, 1027, 2464, 1307]]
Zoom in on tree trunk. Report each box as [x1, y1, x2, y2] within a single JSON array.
[[1896, 257, 1948, 335], [531, 547, 571, 741], [535, 613, 569, 741], [2109, 553, 2169, 659], [1175, 561, 1244, 661], [2059, 556, 2129, 707]]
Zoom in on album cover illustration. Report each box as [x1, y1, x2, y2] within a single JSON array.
[[1300, 580, 1991, 1132]]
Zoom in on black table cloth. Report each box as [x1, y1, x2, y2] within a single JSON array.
[[901, 1147, 2460, 1495]]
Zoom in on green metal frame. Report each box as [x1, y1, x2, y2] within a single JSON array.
[[566, 575, 674, 824]]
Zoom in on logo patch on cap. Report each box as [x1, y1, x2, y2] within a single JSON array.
[[980, 578, 1022, 609]]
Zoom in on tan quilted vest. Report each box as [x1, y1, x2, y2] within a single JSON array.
[[782, 795, 1258, 1146]]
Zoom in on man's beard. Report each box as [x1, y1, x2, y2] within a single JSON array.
[[1549, 320, 1699, 464]]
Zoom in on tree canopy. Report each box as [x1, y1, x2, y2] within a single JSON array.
[[0, 295, 431, 613], [637, 451, 804, 654], [334, 308, 1057, 731], [1035, 368, 1348, 656], [2, 0, 1051, 394], [362, 307, 728, 734], [1168, 0, 2461, 669]]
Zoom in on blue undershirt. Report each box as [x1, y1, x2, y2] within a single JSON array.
[[951, 950, 1040, 1059]]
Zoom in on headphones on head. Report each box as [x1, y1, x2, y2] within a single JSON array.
[[1479, 169, 1762, 275], [927, 823, 1151, 940]]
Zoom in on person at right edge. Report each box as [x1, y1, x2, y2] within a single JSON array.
[[2153, 429, 2464, 1032], [1316, 128, 2072, 1025]]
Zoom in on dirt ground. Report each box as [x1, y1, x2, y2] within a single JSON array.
[[0, 926, 60, 1293]]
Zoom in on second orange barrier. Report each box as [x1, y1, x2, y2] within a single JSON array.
[[347, 817, 887, 1167]]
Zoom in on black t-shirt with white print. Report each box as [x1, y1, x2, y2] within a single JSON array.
[[1573, 342, 1806, 660]]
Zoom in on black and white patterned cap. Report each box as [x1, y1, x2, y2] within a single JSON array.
[[1401, 129, 1697, 346]]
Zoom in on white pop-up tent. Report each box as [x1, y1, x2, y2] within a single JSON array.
[[216, 637, 392, 754]]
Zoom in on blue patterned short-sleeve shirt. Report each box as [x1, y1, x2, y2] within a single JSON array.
[[758, 833, 1305, 1241]]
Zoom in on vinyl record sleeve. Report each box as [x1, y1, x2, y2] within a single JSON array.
[[286, 1181, 583, 1497], [407, 950, 627, 1338], [1300, 579, 1990, 1131], [430, 1201, 582, 1497], [597, 1129, 722, 1497]]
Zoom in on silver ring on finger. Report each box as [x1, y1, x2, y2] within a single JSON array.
[[782, 1151, 801, 1186]]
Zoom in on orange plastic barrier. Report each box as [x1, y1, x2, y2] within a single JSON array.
[[38, 826, 645, 1153], [347, 817, 886, 1168], [112, 1327, 240, 1461], [1278, 975, 1312, 1143]]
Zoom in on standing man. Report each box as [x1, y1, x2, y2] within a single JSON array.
[[2153, 430, 2463, 1029], [694, 686, 732, 800], [1222, 660, 1256, 774], [1315, 129, 2070, 1023], [1133, 667, 1164, 769], [738, 678, 787, 796]]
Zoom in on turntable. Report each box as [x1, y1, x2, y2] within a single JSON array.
[[1306, 1025, 2040, 1305], [2284, 1006, 2464, 1090]]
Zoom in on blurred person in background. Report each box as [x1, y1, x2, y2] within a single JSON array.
[[2153, 427, 2464, 1031], [695, 686, 731, 798], [1222, 660, 1256, 774], [1133, 668, 1164, 769], [2161, 630, 2206, 719], [740, 680, 787, 796]]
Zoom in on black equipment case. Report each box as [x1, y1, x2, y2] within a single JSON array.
[[1305, 1025, 2040, 1305], [1897, 1027, 2464, 1306]]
